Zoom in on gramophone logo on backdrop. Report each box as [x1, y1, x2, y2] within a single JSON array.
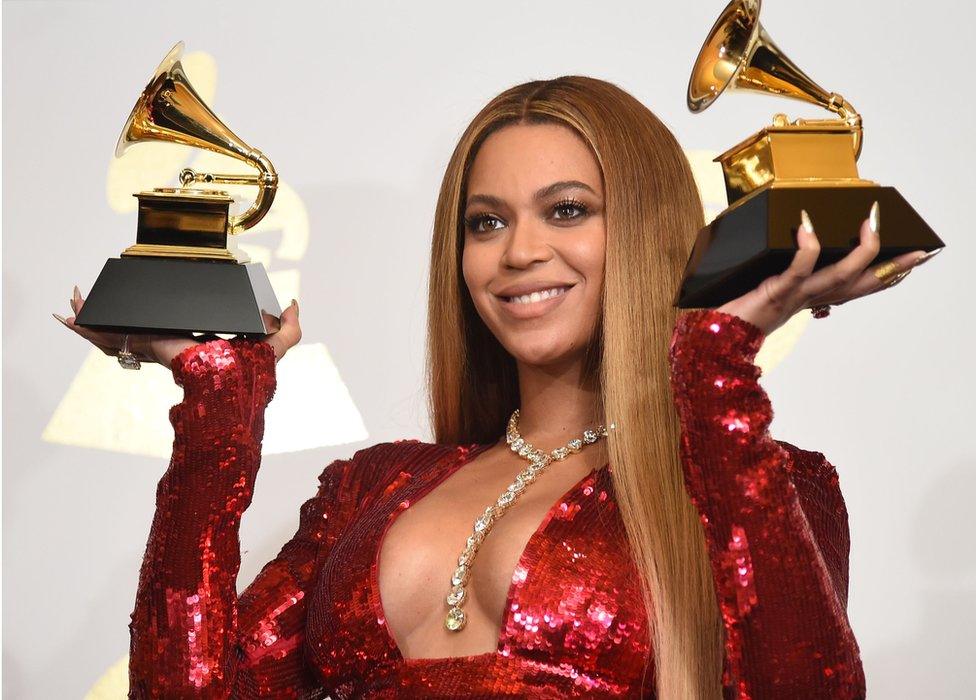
[[43, 47, 367, 458]]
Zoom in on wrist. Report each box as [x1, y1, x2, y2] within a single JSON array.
[[127, 335, 158, 365]]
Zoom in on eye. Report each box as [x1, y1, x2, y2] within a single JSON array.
[[551, 198, 589, 222], [464, 213, 506, 233]]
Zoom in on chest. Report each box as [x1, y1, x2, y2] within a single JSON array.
[[377, 474, 577, 656], [305, 453, 652, 691]]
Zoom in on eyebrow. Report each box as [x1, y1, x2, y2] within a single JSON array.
[[465, 180, 597, 209]]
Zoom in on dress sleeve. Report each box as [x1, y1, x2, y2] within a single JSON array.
[[127, 338, 364, 699], [668, 309, 865, 699]]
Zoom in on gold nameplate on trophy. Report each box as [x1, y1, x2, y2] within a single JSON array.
[[675, 0, 944, 308], [75, 41, 282, 336]]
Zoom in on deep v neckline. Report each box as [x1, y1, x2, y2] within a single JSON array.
[[368, 441, 610, 664]]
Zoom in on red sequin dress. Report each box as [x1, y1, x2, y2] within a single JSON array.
[[127, 309, 864, 698]]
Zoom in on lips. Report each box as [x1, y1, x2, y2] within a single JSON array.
[[493, 283, 576, 320], [501, 286, 572, 305], [494, 281, 577, 300]]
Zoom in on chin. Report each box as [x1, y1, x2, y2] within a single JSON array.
[[500, 334, 582, 368]]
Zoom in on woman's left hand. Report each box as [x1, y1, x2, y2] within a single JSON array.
[[716, 204, 942, 336]]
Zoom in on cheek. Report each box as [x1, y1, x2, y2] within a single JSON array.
[[569, 228, 606, 330], [568, 225, 607, 294], [461, 242, 491, 309], [461, 243, 476, 293]]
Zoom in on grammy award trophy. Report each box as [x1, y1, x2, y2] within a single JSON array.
[[74, 41, 282, 337], [674, 0, 945, 308]]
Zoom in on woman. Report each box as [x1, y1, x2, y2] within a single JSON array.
[[57, 76, 937, 698]]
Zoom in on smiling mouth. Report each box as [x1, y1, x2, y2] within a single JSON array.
[[499, 285, 574, 305]]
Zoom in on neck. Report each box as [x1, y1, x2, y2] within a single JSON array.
[[514, 354, 604, 453]]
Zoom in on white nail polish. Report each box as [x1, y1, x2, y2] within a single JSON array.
[[800, 209, 814, 234], [914, 247, 943, 266], [868, 201, 880, 235]]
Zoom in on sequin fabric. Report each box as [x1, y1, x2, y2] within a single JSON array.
[[128, 309, 864, 698], [669, 311, 864, 699]]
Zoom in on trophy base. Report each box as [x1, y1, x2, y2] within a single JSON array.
[[674, 184, 945, 308], [75, 257, 282, 336]]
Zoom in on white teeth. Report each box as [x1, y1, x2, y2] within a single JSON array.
[[507, 286, 569, 304]]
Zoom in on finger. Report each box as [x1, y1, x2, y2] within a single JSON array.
[[58, 312, 124, 350], [278, 299, 301, 343], [861, 249, 922, 296], [53, 314, 117, 355], [260, 310, 281, 336], [799, 210, 881, 302], [71, 285, 83, 315], [265, 299, 301, 361], [63, 292, 124, 349], [884, 270, 911, 289], [808, 249, 922, 306], [762, 210, 822, 307]]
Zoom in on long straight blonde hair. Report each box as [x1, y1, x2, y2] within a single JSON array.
[[426, 76, 723, 698]]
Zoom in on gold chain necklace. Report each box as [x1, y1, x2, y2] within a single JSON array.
[[443, 408, 612, 632]]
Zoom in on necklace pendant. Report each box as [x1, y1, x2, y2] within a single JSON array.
[[451, 564, 469, 587], [443, 409, 612, 636], [445, 606, 466, 632], [446, 585, 466, 607]]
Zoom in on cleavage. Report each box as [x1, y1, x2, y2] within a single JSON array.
[[375, 447, 596, 660]]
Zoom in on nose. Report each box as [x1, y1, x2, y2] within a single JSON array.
[[501, 218, 553, 269]]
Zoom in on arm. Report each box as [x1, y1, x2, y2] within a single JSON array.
[[668, 309, 865, 699], [126, 339, 361, 698], [774, 441, 853, 612]]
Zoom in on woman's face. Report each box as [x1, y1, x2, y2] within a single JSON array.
[[462, 122, 606, 370]]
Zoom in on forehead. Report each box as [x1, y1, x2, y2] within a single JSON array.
[[466, 122, 603, 198]]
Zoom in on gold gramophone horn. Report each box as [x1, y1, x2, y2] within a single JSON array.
[[115, 41, 278, 233], [687, 0, 863, 159]]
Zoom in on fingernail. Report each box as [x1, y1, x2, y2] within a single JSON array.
[[52, 312, 70, 327], [73, 285, 81, 301], [868, 201, 880, 236], [291, 298, 299, 315], [800, 209, 814, 235], [914, 247, 944, 266]]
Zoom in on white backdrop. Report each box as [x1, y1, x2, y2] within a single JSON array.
[[4, 1, 974, 697]]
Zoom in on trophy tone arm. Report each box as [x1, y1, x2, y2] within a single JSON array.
[[782, 93, 864, 160], [179, 148, 279, 234]]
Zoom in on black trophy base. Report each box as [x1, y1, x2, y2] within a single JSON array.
[[75, 257, 282, 337], [675, 185, 945, 308]]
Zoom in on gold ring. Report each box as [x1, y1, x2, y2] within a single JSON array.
[[873, 260, 902, 284]]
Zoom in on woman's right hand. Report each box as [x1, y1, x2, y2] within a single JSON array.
[[54, 285, 302, 367]]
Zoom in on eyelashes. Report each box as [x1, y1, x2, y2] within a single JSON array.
[[464, 198, 591, 233], [464, 212, 504, 233], [551, 197, 589, 220]]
